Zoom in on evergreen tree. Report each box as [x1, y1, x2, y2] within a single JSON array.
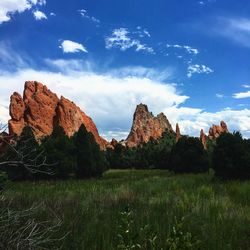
[[213, 132, 250, 180], [75, 124, 106, 178], [169, 136, 209, 173], [40, 126, 76, 179]]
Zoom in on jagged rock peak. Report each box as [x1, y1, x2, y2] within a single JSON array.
[[8, 81, 107, 150], [208, 121, 228, 140], [125, 103, 173, 147]]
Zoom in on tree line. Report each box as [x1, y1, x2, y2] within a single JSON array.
[[1, 125, 250, 182]]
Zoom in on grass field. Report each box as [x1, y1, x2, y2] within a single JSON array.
[[2, 169, 250, 249]]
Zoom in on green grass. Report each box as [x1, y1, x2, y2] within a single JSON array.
[[2, 169, 250, 249]]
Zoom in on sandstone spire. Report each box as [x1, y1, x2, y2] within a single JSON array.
[[125, 103, 173, 147]]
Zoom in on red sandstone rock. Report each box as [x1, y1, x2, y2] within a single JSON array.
[[200, 129, 207, 150], [176, 123, 181, 142], [208, 121, 228, 140], [125, 104, 173, 147], [8, 81, 107, 149]]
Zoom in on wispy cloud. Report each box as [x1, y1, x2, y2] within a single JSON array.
[[216, 93, 224, 98], [33, 10, 47, 20], [59, 40, 88, 53], [215, 17, 250, 47], [105, 28, 154, 54], [166, 44, 199, 55], [0, 0, 46, 24], [187, 64, 213, 78], [242, 84, 250, 88], [78, 9, 100, 24]]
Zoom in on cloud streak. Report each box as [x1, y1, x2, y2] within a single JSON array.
[[105, 28, 154, 54]]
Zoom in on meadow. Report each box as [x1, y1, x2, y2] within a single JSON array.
[[2, 169, 250, 250]]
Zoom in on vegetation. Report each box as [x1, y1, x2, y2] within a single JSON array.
[[169, 136, 209, 173], [2, 169, 250, 249], [213, 132, 250, 180]]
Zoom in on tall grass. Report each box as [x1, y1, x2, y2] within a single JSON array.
[[2, 169, 250, 249]]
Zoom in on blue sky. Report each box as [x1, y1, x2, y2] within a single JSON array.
[[0, 0, 250, 140]]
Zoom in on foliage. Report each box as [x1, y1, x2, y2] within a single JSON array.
[[75, 124, 107, 178], [117, 206, 157, 250], [213, 132, 250, 180], [169, 136, 209, 173], [40, 126, 76, 179], [166, 217, 201, 250]]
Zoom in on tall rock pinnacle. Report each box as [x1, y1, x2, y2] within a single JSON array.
[[125, 103, 173, 147]]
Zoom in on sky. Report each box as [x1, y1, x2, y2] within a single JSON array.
[[0, 0, 250, 140]]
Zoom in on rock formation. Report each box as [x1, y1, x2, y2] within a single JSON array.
[[176, 123, 181, 142], [8, 81, 107, 150], [208, 121, 228, 140], [125, 103, 173, 147], [200, 129, 207, 150], [200, 121, 229, 149]]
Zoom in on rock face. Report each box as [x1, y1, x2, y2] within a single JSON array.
[[208, 121, 228, 140], [8, 81, 107, 149], [125, 104, 173, 147]]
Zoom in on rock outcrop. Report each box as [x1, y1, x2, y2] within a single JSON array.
[[8, 81, 107, 149], [176, 123, 181, 142], [208, 121, 228, 140], [125, 104, 173, 147], [200, 121, 229, 149], [200, 129, 207, 150]]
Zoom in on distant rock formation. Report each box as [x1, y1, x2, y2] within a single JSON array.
[[8, 81, 107, 150], [200, 121, 229, 149], [125, 103, 173, 147], [208, 121, 228, 140], [176, 123, 181, 142], [200, 129, 207, 150]]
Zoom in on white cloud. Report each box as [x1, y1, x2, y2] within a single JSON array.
[[166, 44, 199, 55], [0, 0, 46, 24], [59, 40, 88, 53], [33, 10, 47, 20], [242, 84, 250, 88], [187, 64, 213, 78], [50, 12, 56, 16], [78, 9, 100, 24], [233, 90, 250, 99], [105, 28, 154, 54]]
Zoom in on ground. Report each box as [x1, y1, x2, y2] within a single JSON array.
[[2, 169, 250, 249]]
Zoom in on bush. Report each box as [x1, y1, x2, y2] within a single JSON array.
[[213, 132, 250, 180]]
